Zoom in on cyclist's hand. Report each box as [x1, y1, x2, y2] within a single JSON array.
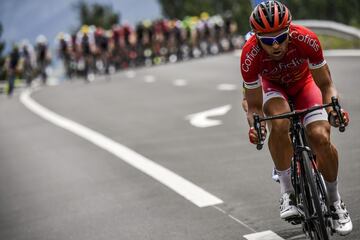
[[249, 126, 267, 144], [328, 109, 350, 127]]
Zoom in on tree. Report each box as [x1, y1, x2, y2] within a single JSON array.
[[74, 1, 120, 30], [158, 0, 360, 34], [158, 0, 253, 33], [282, 0, 360, 27]]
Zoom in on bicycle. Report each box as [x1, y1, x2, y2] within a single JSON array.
[[253, 97, 346, 240]]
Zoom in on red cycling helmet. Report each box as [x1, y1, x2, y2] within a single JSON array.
[[250, 0, 292, 33]]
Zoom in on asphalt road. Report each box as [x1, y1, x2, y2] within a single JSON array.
[[0, 52, 359, 240]]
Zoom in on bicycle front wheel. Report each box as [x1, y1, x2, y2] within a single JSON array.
[[300, 151, 329, 240]]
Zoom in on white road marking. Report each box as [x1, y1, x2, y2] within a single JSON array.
[[20, 89, 223, 208], [186, 105, 232, 128], [213, 206, 257, 233], [173, 79, 188, 86], [287, 234, 306, 240], [243, 230, 285, 240], [144, 75, 156, 83], [126, 70, 136, 78], [217, 84, 238, 91], [213, 205, 227, 214], [229, 214, 257, 232]]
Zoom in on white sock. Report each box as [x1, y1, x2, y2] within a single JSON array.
[[277, 168, 294, 194], [325, 179, 341, 204]]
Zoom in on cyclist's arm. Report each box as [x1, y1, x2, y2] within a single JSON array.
[[245, 86, 264, 126], [311, 63, 338, 112], [242, 83, 249, 113]]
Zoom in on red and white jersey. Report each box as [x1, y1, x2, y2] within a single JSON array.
[[240, 24, 326, 90]]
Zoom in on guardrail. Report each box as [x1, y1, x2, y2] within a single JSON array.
[[293, 20, 360, 40]]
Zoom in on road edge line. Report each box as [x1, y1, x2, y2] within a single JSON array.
[[20, 88, 223, 208]]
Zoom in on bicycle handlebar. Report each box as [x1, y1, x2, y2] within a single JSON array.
[[253, 96, 346, 150]]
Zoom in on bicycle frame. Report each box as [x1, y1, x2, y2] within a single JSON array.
[[288, 104, 332, 239]]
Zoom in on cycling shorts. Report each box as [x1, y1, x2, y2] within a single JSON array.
[[262, 76, 327, 126]]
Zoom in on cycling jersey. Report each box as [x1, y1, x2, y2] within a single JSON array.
[[240, 23, 328, 125], [9, 49, 20, 69], [82, 34, 91, 55], [36, 44, 48, 62], [241, 23, 325, 94]]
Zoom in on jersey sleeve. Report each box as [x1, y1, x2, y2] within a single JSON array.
[[292, 26, 326, 70], [240, 42, 261, 89], [307, 33, 326, 69]]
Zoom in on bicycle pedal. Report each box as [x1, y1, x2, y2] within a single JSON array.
[[285, 216, 302, 225]]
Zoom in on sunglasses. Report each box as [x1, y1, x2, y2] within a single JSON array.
[[257, 29, 289, 46]]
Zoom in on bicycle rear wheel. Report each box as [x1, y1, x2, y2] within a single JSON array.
[[300, 151, 329, 240]]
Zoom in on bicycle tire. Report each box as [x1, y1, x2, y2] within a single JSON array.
[[313, 164, 333, 235], [299, 162, 317, 239], [301, 150, 329, 240]]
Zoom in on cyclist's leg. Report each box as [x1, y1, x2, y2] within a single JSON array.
[[263, 83, 292, 173], [306, 122, 352, 235], [296, 79, 352, 235], [295, 79, 339, 197], [7, 70, 16, 96], [263, 83, 299, 219], [307, 122, 338, 181], [296, 79, 337, 183]]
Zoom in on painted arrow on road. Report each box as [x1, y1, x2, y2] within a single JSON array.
[[186, 105, 232, 128]]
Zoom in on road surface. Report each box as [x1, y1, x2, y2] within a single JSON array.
[[0, 52, 359, 239]]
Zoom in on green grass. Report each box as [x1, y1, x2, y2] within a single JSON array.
[[318, 35, 360, 49]]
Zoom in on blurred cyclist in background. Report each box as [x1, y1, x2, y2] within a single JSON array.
[[20, 40, 36, 87], [78, 25, 96, 82], [35, 35, 51, 84], [94, 27, 111, 74], [52, 13, 243, 80], [4, 44, 20, 96], [57, 32, 73, 79], [140, 20, 155, 66]]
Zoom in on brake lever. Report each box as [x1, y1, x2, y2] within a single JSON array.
[[331, 96, 345, 132], [253, 114, 263, 150]]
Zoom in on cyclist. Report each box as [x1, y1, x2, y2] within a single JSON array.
[[94, 27, 110, 74], [4, 44, 20, 96], [57, 33, 72, 79], [35, 35, 51, 84], [240, 1, 352, 236], [21, 40, 36, 87], [77, 25, 95, 81]]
